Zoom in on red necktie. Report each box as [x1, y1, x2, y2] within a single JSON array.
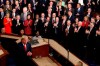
[[24, 44, 27, 51], [24, 0, 26, 4]]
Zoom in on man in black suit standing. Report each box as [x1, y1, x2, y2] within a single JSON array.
[[18, 36, 32, 57], [12, 15, 23, 34], [75, 3, 84, 21], [68, 11, 75, 24]]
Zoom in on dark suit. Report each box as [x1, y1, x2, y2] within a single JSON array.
[[95, 20, 100, 29], [73, 26, 85, 57], [68, 15, 75, 24], [93, 0, 100, 12], [85, 12, 93, 20], [86, 26, 96, 61], [56, 6, 65, 17], [75, 7, 84, 21], [64, 25, 74, 50], [12, 19, 23, 34], [21, 12, 30, 22], [18, 42, 32, 53]]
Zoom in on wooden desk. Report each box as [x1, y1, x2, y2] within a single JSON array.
[[31, 39, 49, 58], [0, 45, 8, 66]]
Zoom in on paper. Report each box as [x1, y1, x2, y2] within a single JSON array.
[[0, 49, 4, 55]]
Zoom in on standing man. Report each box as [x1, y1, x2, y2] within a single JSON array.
[[18, 36, 32, 57]]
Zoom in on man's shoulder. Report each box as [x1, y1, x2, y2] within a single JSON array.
[[18, 42, 23, 46]]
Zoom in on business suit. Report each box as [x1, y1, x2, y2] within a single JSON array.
[[73, 26, 85, 57], [64, 25, 74, 50], [75, 7, 84, 21], [4, 5, 12, 13], [93, 0, 100, 12], [21, 12, 30, 22], [18, 42, 32, 53], [95, 20, 100, 29], [85, 26, 96, 61], [68, 15, 75, 24], [85, 12, 93, 21], [12, 19, 23, 34]]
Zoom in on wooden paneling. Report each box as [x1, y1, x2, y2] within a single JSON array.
[[0, 45, 8, 66], [32, 44, 49, 58]]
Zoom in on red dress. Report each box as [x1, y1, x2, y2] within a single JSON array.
[[3, 17, 12, 34], [24, 19, 33, 35], [82, 21, 89, 28]]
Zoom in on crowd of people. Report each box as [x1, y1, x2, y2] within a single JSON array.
[[0, 0, 100, 65]]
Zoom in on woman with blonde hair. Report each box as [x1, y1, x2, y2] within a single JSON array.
[[3, 13, 12, 34], [82, 16, 90, 28]]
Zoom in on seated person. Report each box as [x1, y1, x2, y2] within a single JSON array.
[[32, 31, 42, 40], [1, 28, 5, 34], [18, 36, 32, 57]]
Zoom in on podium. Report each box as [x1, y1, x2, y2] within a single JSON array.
[[0, 45, 8, 66], [31, 39, 49, 58], [31, 39, 62, 66]]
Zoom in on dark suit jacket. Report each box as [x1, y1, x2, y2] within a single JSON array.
[[12, 19, 23, 34], [85, 12, 93, 20], [95, 20, 100, 29], [68, 15, 75, 24], [75, 7, 84, 20], [18, 42, 32, 53], [87, 27, 96, 40]]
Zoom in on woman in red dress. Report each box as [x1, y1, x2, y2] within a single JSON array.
[[82, 16, 90, 28], [3, 13, 12, 34], [24, 14, 33, 35]]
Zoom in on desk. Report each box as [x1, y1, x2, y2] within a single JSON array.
[[0, 45, 8, 66], [31, 39, 49, 58], [32, 39, 62, 66]]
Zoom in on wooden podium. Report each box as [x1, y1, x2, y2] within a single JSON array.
[[31, 39, 49, 58], [31, 39, 62, 66], [0, 44, 8, 66]]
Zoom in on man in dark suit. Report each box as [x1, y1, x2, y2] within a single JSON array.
[[74, 21, 85, 57], [21, 7, 30, 22], [85, 22, 96, 61], [0, 7, 5, 33], [85, 8, 93, 21], [95, 15, 100, 29], [64, 20, 74, 50], [93, 0, 100, 12], [75, 3, 84, 21], [68, 11, 75, 24], [18, 36, 32, 57], [12, 15, 23, 34]]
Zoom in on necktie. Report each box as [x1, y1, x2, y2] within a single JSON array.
[[24, 0, 26, 4], [24, 44, 27, 51], [78, 8, 80, 12]]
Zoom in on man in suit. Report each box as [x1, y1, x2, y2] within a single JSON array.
[[93, 0, 100, 12], [95, 15, 100, 29], [21, 7, 30, 22], [66, 3, 74, 15], [64, 20, 74, 50], [18, 36, 32, 57], [0, 7, 5, 32], [75, 3, 84, 21], [85, 8, 93, 21], [4, 0, 12, 14], [68, 11, 75, 24], [12, 15, 23, 34], [74, 21, 85, 57], [85, 22, 96, 61]]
